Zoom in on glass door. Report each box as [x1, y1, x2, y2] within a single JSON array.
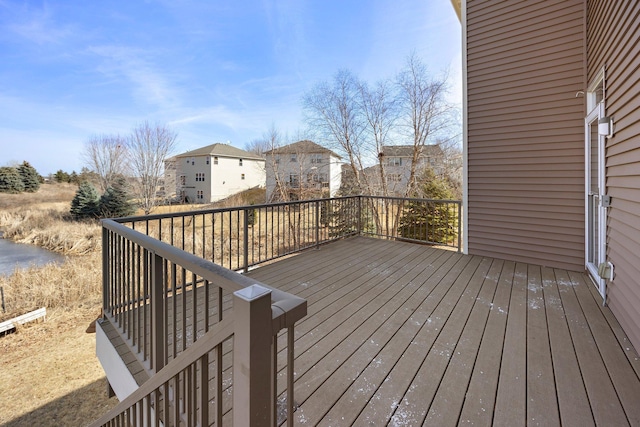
[[585, 104, 606, 301]]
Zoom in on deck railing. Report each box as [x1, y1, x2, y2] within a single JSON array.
[[93, 195, 460, 426], [115, 196, 461, 273], [94, 219, 306, 426]]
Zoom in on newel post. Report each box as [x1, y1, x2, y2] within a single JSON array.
[[233, 285, 273, 427]]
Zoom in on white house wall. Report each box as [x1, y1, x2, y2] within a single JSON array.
[[329, 157, 342, 197], [265, 152, 341, 201], [181, 155, 265, 203]]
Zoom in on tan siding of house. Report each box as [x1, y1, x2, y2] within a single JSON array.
[[587, 0, 640, 353], [466, 0, 586, 271]]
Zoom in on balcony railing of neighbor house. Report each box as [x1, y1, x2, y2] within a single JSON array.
[[92, 195, 460, 426]]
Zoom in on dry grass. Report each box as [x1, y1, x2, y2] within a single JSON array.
[[0, 183, 117, 426], [0, 253, 102, 322], [0, 186, 102, 322], [0, 182, 77, 210], [0, 306, 118, 426], [0, 184, 267, 426]]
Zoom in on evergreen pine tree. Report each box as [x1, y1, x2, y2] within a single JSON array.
[[0, 167, 25, 193], [99, 178, 135, 218], [398, 168, 458, 245], [18, 161, 41, 192], [245, 203, 256, 227], [70, 181, 100, 219], [54, 170, 70, 183], [69, 171, 80, 185]]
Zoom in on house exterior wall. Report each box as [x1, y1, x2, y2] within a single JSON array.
[[465, 0, 586, 271], [180, 155, 265, 203], [328, 156, 342, 197], [586, 0, 640, 353], [265, 152, 341, 201], [161, 158, 179, 200]]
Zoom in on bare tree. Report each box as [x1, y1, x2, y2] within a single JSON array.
[[244, 137, 271, 158], [303, 69, 366, 193], [396, 53, 454, 197], [127, 121, 178, 215], [82, 134, 128, 193], [357, 79, 399, 197]]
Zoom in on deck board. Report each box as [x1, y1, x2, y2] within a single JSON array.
[[541, 266, 594, 427], [493, 262, 528, 426], [107, 236, 640, 426], [248, 237, 640, 426], [458, 259, 513, 426], [525, 264, 560, 426], [423, 257, 503, 426]]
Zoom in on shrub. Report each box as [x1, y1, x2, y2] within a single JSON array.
[[70, 181, 100, 219]]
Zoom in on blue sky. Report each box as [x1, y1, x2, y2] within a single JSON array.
[[0, 1, 461, 175]]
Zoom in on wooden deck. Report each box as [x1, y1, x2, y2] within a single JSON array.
[[246, 236, 640, 426]]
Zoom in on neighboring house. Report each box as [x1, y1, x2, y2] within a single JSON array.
[[160, 156, 178, 200], [365, 144, 444, 196], [168, 143, 265, 203], [264, 140, 342, 202], [453, 0, 640, 352]]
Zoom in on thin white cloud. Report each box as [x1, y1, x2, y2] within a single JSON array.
[[5, 3, 74, 45], [87, 45, 180, 108]]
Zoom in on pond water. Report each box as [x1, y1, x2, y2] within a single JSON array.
[[0, 238, 65, 276]]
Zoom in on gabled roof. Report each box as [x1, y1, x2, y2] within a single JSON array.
[[264, 140, 342, 159], [382, 144, 443, 158], [176, 143, 264, 161]]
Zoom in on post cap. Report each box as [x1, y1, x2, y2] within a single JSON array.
[[234, 284, 271, 302]]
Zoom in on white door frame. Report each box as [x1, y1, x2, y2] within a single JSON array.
[[585, 102, 607, 302]]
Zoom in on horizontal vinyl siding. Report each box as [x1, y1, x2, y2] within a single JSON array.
[[466, 0, 585, 271], [588, 0, 640, 352]]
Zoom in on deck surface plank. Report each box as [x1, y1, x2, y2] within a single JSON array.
[[325, 256, 486, 426], [277, 248, 460, 423], [369, 256, 487, 426], [555, 269, 629, 426], [422, 257, 503, 426], [525, 264, 560, 426], [493, 262, 528, 426], [569, 271, 640, 425], [541, 267, 595, 427], [106, 236, 640, 426], [458, 259, 514, 426]]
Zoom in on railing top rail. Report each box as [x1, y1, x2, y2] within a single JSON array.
[[102, 219, 307, 330]]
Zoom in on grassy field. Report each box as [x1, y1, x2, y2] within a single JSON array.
[[0, 183, 116, 426], [0, 183, 265, 426]]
